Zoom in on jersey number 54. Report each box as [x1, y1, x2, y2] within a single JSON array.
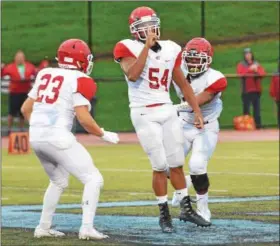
[[149, 68, 169, 92]]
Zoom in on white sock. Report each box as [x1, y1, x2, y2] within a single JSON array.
[[196, 192, 208, 203], [81, 179, 101, 229], [196, 192, 209, 210], [39, 182, 64, 230], [175, 188, 188, 202], [156, 195, 168, 204]]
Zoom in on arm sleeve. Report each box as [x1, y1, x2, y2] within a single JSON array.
[[236, 63, 249, 76], [1, 65, 10, 77], [76, 77, 97, 101], [205, 77, 227, 93], [32, 64, 37, 76], [256, 64, 266, 77], [113, 42, 136, 63]]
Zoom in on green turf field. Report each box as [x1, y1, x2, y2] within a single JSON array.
[[1, 141, 279, 245]]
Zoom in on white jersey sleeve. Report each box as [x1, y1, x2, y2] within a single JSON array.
[[73, 93, 91, 111]]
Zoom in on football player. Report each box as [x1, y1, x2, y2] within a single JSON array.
[[21, 39, 119, 240], [172, 38, 227, 224], [113, 6, 211, 233]]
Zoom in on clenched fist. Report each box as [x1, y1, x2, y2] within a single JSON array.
[[145, 28, 158, 49]]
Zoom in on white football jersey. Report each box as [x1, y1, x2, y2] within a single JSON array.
[[174, 66, 226, 123], [28, 67, 96, 143], [114, 39, 181, 108]]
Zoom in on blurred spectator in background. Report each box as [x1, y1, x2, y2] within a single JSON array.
[[236, 48, 266, 129], [1, 50, 37, 133], [37, 57, 50, 71], [269, 59, 280, 127]]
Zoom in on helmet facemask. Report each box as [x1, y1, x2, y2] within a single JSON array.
[[130, 16, 160, 41], [85, 54, 94, 75], [182, 50, 212, 75]]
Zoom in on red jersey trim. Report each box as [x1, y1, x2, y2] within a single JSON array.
[[77, 77, 97, 101], [174, 51, 182, 68], [205, 77, 227, 93], [113, 42, 136, 61]]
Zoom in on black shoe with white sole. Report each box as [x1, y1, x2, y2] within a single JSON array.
[[179, 196, 211, 227]]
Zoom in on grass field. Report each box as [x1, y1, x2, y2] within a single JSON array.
[[1, 1, 279, 62], [1, 140, 279, 245]]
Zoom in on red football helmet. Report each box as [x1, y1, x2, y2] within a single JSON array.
[[182, 37, 214, 75], [129, 6, 160, 41], [57, 39, 94, 75]]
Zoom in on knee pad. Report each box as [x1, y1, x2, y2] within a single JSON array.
[[166, 147, 185, 169], [190, 173, 210, 193], [148, 148, 168, 172], [151, 162, 168, 172], [51, 178, 68, 190], [82, 170, 104, 188], [189, 153, 208, 175]]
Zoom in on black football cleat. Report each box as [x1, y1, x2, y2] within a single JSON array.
[[158, 202, 175, 233], [179, 196, 211, 227]]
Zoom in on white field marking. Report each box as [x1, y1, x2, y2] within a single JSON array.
[[2, 166, 41, 170], [1, 197, 9, 200], [101, 169, 279, 177], [2, 187, 153, 196], [2, 186, 45, 191], [2, 186, 81, 193], [269, 187, 280, 190], [212, 155, 278, 161], [209, 171, 279, 177], [209, 189, 228, 192], [129, 192, 154, 196], [2, 166, 279, 177], [61, 194, 81, 197]]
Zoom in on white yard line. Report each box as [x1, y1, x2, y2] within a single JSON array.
[[1, 197, 9, 200], [1, 186, 228, 194], [269, 187, 280, 190], [61, 194, 81, 197], [209, 171, 279, 177], [210, 189, 228, 192], [2, 166, 279, 176], [129, 192, 153, 196], [212, 156, 278, 161]]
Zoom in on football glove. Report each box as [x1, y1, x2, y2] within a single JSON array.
[[101, 128, 119, 144]]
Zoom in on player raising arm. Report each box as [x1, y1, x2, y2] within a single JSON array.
[[114, 6, 210, 233], [21, 39, 119, 240]]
